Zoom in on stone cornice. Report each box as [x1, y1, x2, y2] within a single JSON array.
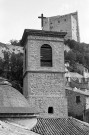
[[21, 29, 67, 46]]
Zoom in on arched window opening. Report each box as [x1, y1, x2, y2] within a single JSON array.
[[48, 107, 54, 114], [40, 44, 52, 67]]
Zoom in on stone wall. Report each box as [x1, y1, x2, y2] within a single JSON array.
[[66, 89, 85, 116], [28, 73, 65, 95], [22, 30, 68, 118], [43, 15, 72, 40], [26, 35, 65, 72], [27, 72, 67, 118], [43, 12, 80, 42]]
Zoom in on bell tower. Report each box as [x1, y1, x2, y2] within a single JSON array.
[[21, 29, 68, 118]]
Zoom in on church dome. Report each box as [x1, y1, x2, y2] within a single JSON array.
[[0, 84, 29, 107]]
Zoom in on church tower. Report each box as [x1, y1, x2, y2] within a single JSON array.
[[21, 29, 68, 118]]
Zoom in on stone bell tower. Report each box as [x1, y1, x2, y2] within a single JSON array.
[[21, 29, 68, 118]]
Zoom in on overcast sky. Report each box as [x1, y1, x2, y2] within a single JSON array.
[[0, 0, 89, 44]]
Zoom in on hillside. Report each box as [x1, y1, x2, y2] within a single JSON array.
[[0, 42, 8, 48], [64, 39, 89, 74], [0, 41, 23, 93], [0, 42, 23, 58]]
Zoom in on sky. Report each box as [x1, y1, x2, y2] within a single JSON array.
[[0, 0, 89, 44]]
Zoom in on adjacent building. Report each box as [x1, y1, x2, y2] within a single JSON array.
[[66, 87, 89, 122]]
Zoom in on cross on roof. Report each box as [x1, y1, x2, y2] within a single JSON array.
[[38, 14, 46, 28]]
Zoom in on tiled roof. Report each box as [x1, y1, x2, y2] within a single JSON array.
[[72, 117, 89, 134], [31, 117, 89, 135], [65, 72, 83, 78], [66, 87, 89, 96]]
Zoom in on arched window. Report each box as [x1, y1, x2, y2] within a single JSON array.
[[40, 44, 52, 67], [48, 107, 54, 114]]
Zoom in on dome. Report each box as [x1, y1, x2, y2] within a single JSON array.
[[0, 84, 29, 107]]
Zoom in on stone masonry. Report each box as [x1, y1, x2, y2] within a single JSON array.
[[43, 12, 80, 42], [21, 29, 68, 118]]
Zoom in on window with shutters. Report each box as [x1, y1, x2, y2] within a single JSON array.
[[40, 44, 52, 67]]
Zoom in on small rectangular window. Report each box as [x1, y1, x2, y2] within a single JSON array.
[[76, 96, 80, 103], [48, 107, 53, 114]]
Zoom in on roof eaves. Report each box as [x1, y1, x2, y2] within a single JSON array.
[[20, 29, 67, 46]]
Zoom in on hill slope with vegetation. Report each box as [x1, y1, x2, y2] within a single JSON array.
[[64, 39, 89, 74], [0, 40, 23, 93]]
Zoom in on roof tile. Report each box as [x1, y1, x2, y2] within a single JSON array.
[[31, 117, 89, 135]]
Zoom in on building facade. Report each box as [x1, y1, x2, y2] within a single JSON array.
[[43, 12, 80, 42], [21, 29, 68, 118], [66, 88, 89, 121]]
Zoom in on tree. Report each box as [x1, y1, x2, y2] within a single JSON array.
[[0, 50, 23, 93], [0, 58, 4, 76], [10, 39, 21, 46], [65, 50, 76, 64], [64, 39, 89, 73], [10, 52, 23, 93]]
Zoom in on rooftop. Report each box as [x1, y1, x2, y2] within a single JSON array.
[[0, 119, 39, 135], [65, 72, 83, 78], [66, 87, 89, 96], [0, 84, 39, 115], [21, 29, 67, 46], [0, 84, 29, 108], [31, 117, 89, 135]]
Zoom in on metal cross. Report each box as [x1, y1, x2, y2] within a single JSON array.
[[38, 14, 46, 28]]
